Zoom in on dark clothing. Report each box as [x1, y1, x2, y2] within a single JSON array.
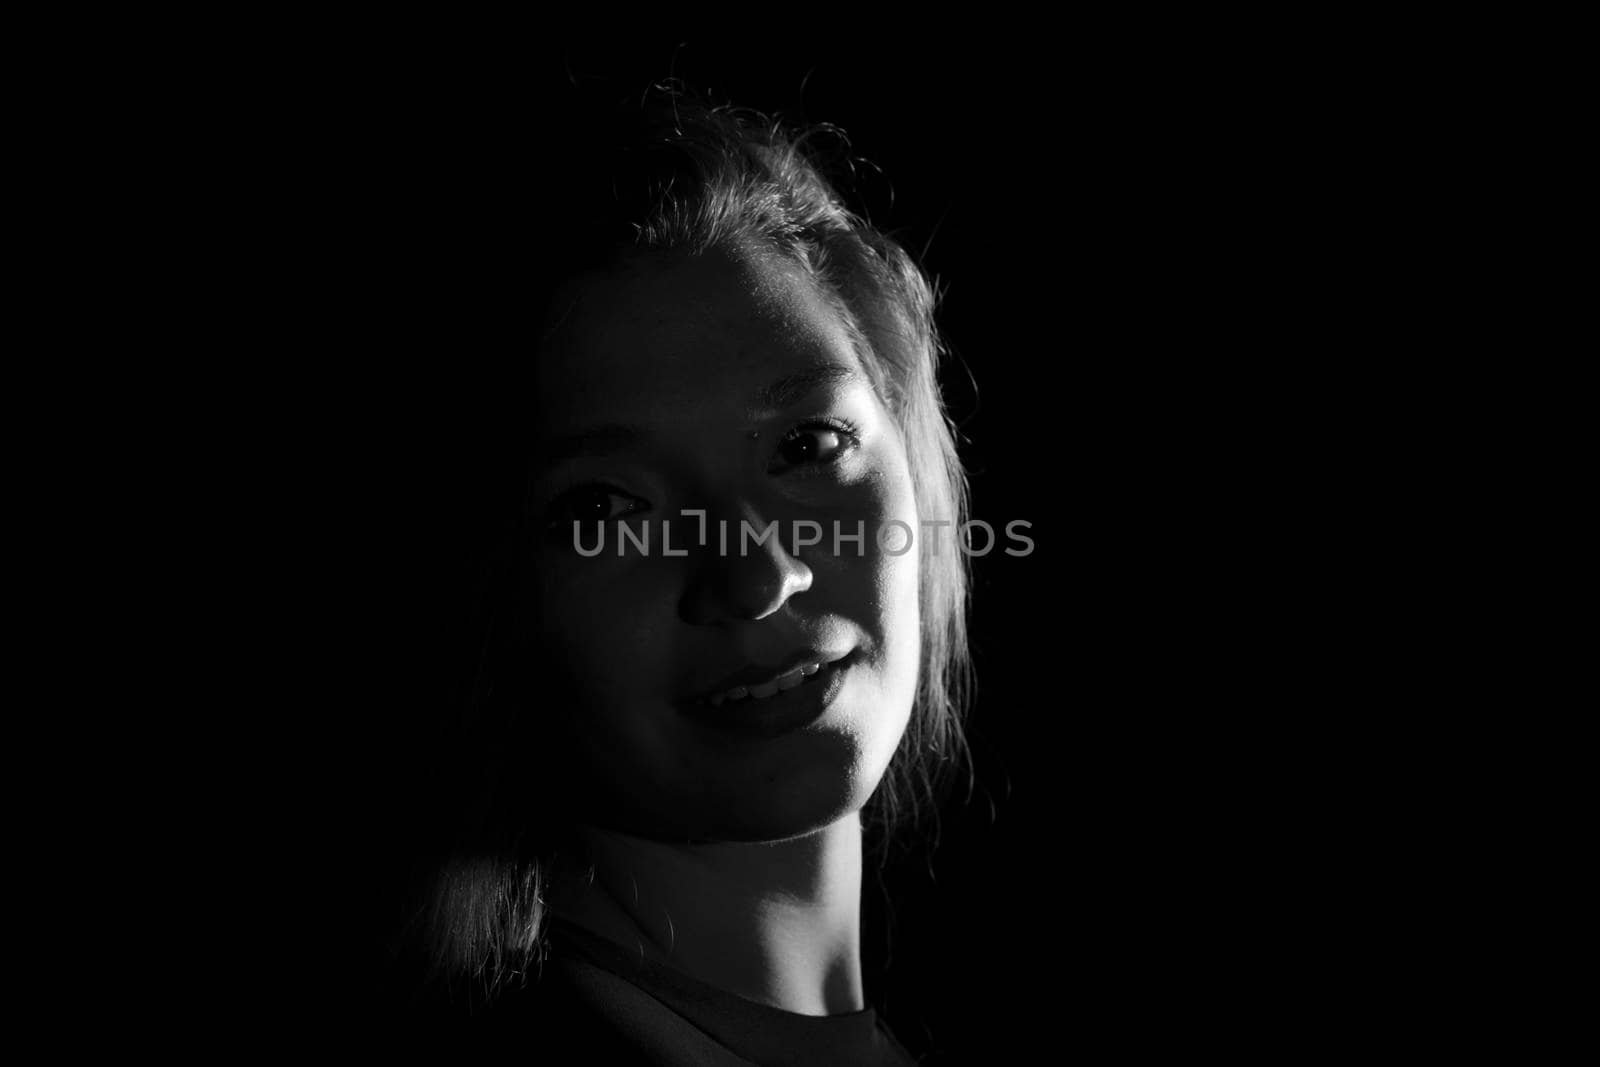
[[484, 920, 919, 1065]]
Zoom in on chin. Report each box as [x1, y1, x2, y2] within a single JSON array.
[[590, 728, 892, 845], [713, 691, 919, 842], [713, 761, 876, 843], [717, 701, 915, 843]]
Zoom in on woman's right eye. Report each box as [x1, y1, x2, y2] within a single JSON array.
[[544, 485, 647, 535]]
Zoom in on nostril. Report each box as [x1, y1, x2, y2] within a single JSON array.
[[679, 531, 814, 625]]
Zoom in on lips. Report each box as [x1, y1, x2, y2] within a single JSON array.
[[689, 648, 852, 709], [705, 661, 821, 707], [684, 650, 856, 738]]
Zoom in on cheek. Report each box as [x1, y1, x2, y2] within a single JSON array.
[[872, 442, 925, 693], [528, 562, 696, 826], [874, 480, 924, 693], [529, 561, 680, 716], [829, 462, 922, 798], [808, 448, 922, 683]]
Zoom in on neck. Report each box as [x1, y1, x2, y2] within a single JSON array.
[[549, 813, 866, 1016]]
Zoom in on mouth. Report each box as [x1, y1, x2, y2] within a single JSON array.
[[685, 649, 856, 737], [704, 661, 824, 708], [690, 648, 853, 708]]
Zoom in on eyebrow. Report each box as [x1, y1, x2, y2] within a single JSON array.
[[752, 364, 862, 412], [535, 365, 864, 468], [534, 425, 641, 466]]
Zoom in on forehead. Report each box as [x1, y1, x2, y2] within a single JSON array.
[[536, 243, 862, 433]]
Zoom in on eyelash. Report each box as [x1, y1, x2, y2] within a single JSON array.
[[539, 481, 648, 537], [773, 417, 862, 470], [540, 416, 863, 537]]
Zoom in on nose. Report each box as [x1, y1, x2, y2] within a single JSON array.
[[679, 513, 814, 626]]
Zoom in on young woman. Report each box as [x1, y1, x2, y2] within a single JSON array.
[[390, 86, 973, 1063]]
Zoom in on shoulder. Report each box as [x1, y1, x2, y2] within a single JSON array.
[[367, 954, 751, 1065]]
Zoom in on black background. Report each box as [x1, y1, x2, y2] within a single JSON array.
[[268, 33, 1321, 1057]]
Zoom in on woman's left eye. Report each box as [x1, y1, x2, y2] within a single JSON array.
[[773, 421, 858, 470]]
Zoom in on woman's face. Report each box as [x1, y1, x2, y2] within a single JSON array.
[[525, 241, 922, 843]]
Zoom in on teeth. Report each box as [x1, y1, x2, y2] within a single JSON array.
[[708, 685, 747, 709], [706, 662, 823, 708]]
